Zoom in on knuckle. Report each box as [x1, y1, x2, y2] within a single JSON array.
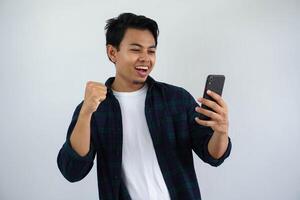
[[91, 95, 98, 100], [213, 104, 218, 110], [87, 81, 93, 86], [207, 111, 213, 117], [220, 110, 226, 116], [91, 87, 97, 93], [98, 83, 105, 87], [93, 98, 99, 104], [219, 116, 224, 122], [221, 117, 227, 123], [223, 110, 228, 117]]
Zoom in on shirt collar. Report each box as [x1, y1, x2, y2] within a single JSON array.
[[105, 75, 156, 95]]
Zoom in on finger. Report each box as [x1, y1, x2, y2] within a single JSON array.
[[93, 98, 102, 104], [206, 90, 227, 109], [94, 86, 107, 93], [195, 106, 222, 121], [194, 117, 215, 127], [87, 81, 98, 86], [198, 97, 223, 114], [87, 81, 106, 87], [97, 96, 106, 102], [90, 86, 107, 94], [88, 85, 107, 90]]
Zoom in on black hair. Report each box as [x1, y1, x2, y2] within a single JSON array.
[[105, 13, 159, 50]]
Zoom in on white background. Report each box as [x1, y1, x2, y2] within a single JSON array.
[[0, 0, 299, 199]]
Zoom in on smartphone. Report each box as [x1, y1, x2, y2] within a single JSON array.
[[199, 75, 225, 120]]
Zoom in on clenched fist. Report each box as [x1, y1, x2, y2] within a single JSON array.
[[80, 81, 107, 115]]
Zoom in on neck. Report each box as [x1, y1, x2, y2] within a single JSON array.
[[111, 75, 146, 92]]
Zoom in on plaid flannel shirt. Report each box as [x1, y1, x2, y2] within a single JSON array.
[[57, 75, 232, 200]]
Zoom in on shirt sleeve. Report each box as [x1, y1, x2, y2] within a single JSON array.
[[185, 90, 232, 167], [57, 101, 97, 182]]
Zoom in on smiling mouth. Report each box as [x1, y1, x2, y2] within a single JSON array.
[[136, 68, 147, 72], [135, 66, 149, 77], [135, 66, 149, 71]]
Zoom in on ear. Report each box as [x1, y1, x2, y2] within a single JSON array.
[[106, 45, 117, 64]]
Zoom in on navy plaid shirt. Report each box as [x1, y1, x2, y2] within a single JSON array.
[[57, 76, 232, 200]]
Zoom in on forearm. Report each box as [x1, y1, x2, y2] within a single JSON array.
[[70, 111, 92, 157], [208, 132, 229, 159]]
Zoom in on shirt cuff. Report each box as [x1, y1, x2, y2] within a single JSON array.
[[203, 136, 232, 166], [63, 139, 95, 162]]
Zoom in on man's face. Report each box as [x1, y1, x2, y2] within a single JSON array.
[[108, 28, 156, 89]]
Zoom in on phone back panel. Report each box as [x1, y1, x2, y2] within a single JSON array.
[[200, 75, 225, 119]]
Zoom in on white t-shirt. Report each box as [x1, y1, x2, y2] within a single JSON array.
[[112, 83, 171, 200]]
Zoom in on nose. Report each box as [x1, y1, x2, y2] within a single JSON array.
[[138, 51, 150, 62]]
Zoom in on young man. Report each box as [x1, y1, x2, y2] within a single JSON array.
[[57, 13, 231, 200]]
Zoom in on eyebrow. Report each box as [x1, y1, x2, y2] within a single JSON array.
[[129, 43, 156, 49]]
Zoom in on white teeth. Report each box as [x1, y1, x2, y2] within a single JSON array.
[[135, 66, 148, 70]]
